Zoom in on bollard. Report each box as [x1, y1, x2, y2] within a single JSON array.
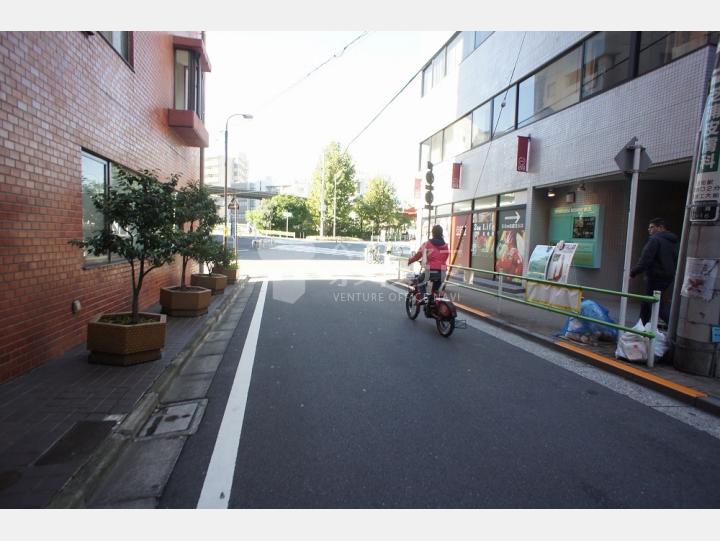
[[497, 275, 504, 315], [647, 289, 661, 368]]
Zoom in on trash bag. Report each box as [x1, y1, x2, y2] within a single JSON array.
[[615, 319, 649, 362], [652, 327, 670, 360], [558, 299, 618, 344]]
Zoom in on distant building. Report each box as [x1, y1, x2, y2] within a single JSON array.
[[0, 31, 210, 382]]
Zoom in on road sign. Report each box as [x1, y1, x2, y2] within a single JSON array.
[[614, 137, 652, 173]]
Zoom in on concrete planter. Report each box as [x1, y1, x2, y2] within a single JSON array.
[[214, 266, 237, 284], [87, 312, 166, 366], [190, 273, 227, 295], [160, 286, 211, 317]]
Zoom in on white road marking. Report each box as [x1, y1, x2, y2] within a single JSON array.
[[196, 280, 268, 508], [269, 244, 363, 258]]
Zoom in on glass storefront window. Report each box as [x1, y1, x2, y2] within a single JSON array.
[[473, 196, 496, 210], [453, 200, 472, 213], [492, 86, 516, 137], [471, 101, 491, 147], [581, 31, 632, 98], [638, 31, 712, 75], [499, 190, 527, 207], [518, 47, 581, 128], [435, 204, 452, 217]]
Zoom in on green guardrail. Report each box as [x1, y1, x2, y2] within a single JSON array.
[[393, 257, 662, 351]]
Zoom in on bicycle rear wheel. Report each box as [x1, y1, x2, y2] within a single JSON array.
[[436, 317, 455, 337]]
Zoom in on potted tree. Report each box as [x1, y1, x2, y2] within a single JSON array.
[[70, 169, 177, 366], [160, 181, 220, 316], [213, 245, 238, 284], [190, 238, 228, 295]]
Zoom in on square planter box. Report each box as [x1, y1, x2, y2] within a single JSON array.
[[87, 312, 166, 366], [160, 286, 212, 317], [191, 273, 227, 295], [214, 266, 237, 284]]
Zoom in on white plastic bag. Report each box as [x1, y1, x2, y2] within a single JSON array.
[[652, 328, 670, 359], [615, 319, 649, 362]]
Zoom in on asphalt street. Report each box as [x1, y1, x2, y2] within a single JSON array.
[[157, 254, 720, 507]]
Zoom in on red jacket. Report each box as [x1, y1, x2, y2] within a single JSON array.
[[408, 238, 449, 270]]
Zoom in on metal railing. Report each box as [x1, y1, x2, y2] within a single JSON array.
[[390, 255, 662, 367]]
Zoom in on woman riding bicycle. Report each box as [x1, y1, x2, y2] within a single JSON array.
[[407, 224, 449, 306]]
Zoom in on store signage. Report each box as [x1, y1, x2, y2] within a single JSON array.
[[517, 136, 531, 172], [691, 50, 720, 222], [414, 178, 421, 199], [452, 162, 462, 189]]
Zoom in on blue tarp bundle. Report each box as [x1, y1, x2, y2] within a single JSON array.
[[558, 299, 618, 344]]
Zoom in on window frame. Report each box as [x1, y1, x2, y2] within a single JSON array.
[[174, 47, 205, 120], [98, 31, 133, 68]]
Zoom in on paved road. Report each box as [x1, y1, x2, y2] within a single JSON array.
[[159, 276, 720, 508]]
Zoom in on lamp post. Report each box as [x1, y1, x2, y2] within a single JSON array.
[[228, 196, 239, 260], [224, 112, 253, 249], [282, 210, 292, 234]]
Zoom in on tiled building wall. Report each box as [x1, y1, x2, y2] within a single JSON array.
[[0, 32, 202, 382]]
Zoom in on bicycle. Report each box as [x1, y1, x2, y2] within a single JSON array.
[[404, 269, 457, 337]]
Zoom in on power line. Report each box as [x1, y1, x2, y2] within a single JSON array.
[[256, 31, 369, 113]]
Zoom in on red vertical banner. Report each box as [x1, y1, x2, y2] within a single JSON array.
[[517, 136, 530, 172], [414, 178, 421, 199], [451, 162, 462, 189]]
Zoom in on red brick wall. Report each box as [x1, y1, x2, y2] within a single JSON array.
[[0, 32, 205, 382]]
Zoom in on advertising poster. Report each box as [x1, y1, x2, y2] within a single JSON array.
[[471, 210, 496, 277], [526, 245, 555, 280], [526, 241, 581, 313], [549, 204, 603, 268], [495, 208, 526, 282], [449, 213, 472, 277], [681, 258, 719, 301]]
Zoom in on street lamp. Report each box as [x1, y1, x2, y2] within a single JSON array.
[[282, 210, 292, 234], [224, 112, 253, 249]]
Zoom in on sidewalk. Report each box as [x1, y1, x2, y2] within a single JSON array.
[[0, 279, 246, 508], [387, 271, 720, 415]]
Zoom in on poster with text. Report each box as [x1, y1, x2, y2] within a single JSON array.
[[495, 208, 526, 282], [471, 210, 496, 277]]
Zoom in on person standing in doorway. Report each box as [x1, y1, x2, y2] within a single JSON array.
[[630, 218, 679, 326]]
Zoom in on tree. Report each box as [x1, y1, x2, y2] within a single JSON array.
[[247, 194, 313, 236], [173, 181, 222, 288], [70, 169, 177, 324], [308, 142, 357, 237], [362, 177, 401, 237]]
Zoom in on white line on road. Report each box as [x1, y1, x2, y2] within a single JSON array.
[[196, 279, 268, 508]]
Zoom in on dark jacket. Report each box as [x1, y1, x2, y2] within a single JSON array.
[[630, 230, 679, 282]]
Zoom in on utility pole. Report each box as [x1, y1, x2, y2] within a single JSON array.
[[672, 42, 720, 377], [320, 152, 325, 238]]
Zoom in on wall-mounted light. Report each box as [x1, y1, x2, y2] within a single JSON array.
[[547, 187, 556, 198], [578, 182, 586, 191]]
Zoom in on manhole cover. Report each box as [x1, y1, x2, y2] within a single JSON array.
[[138, 399, 207, 439]]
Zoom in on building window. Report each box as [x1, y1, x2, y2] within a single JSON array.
[[81, 153, 109, 264], [174, 48, 204, 120], [430, 131, 444, 164], [518, 47, 582, 128], [99, 31, 130, 63], [419, 139, 431, 170], [638, 31, 714, 76], [446, 33, 464, 75], [492, 86, 516, 137], [422, 64, 433, 96], [432, 48, 447, 87], [443, 115, 472, 158], [474, 32, 492, 49], [471, 101, 491, 147], [581, 32, 632, 98]]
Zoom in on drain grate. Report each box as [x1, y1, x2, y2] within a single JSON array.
[[35, 421, 115, 466], [138, 399, 207, 439]]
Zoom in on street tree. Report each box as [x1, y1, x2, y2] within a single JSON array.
[[362, 177, 401, 237], [247, 194, 313, 237], [308, 142, 357, 236]]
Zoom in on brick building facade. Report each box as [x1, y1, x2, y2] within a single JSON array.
[[0, 31, 210, 382]]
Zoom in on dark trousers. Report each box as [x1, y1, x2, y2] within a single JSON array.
[[640, 278, 673, 325]]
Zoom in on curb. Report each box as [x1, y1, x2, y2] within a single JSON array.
[[48, 277, 249, 508], [387, 279, 720, 418]]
